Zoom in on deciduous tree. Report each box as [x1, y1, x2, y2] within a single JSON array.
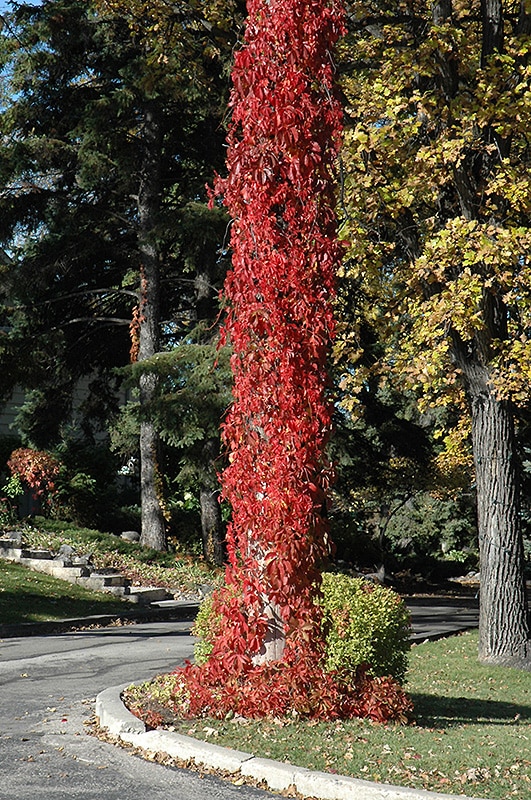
[[339, 0, 531, 667], [214, 0, 345, 667], [167, 0, 411, 722]]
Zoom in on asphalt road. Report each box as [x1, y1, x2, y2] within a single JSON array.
[[0, 620, 273, 800]]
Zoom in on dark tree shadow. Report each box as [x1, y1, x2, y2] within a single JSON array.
[[410, 692, 531, 728]]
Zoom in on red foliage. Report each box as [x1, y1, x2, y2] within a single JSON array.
[[211, 0, 346, 667], [8, 447, 61, 502], [172, 658, 413, 723], [142, 709, 165, 730], [170, 0, 412, 723]]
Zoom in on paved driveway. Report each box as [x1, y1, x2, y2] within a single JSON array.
[[0, 621, 272, 800], [0, 597, 480, 800]]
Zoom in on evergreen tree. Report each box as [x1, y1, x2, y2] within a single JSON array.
[[0, 0, 233, 551]]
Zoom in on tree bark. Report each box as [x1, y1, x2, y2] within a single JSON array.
[[193, 239, 226, 565], [517, 1, 531, 34], [454, 352, 530, 667], [137, 100, 166, 551], [431, 0, 458, 100], [446, 1, 530, 668], [481, 0, 504, 66], [252, 594, 285, 665], [200, 484, 225, 567]]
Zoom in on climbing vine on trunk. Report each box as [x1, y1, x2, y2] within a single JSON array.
[[174, 0, 412, 720], [213, 0, 344, 671]]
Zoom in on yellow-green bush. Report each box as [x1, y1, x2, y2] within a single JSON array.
[[192, 589, 220, 666], [193, 573, 411, 682], [318, 572, 410, 683]]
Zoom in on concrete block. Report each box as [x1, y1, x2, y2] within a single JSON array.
[[240, 757, 298, 791], [0, 546, 22, 560], [140, 730, 254, 773], [24, 560, 89, 580], [0, 539, 18, 549], [90, 572, 128, 587], [124, 587, 171, 604], [95, 685, 146, 737], [20, 548, 53, 559], [295, 771, 485, 800], [80, 575, 127, 591]]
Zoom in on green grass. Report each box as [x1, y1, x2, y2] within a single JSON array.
[[0, 559, 129, 624], [126, 631, 531, 800]]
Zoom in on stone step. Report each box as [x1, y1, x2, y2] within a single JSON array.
[[89, 571, 129, 587], [0, 538, 19, 548], [125, 587, 172, 605], [22, 560, 91, 580], [0, 532, 23, 548], [0, 545, 22, 560], [0, 540, 189, 607], [79, 574, 130, 592], [21, 548, 53, 560], [149, 599, 186, 609]]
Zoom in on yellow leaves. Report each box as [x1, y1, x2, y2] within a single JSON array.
[[432, 417, 474, 499], [486, 161, 531, 215], [349, 128, 369, 150], [490, 339, 531, 406], [337, 2, 531, 425]]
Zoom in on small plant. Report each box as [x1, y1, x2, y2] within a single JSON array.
[[168, 656, 412, 723], [193, 572, 411, 683], [7, 447, 61, 511], [184, 573, 413, 721], [192, 584, 239, 665], [319, 572, 411, 683], [0, 473, 24, 529]]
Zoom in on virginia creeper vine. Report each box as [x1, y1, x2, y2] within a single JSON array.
[[174, 0, 412, 720], [213, 0, 345, 668]]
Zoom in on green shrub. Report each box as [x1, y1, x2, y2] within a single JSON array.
[[318, 572, 410, 683], [192, 593, 218, 666], [193, 573, 411, 683], [192, 583, 241, 665]]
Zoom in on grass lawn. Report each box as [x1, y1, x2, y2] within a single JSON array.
[[125, 631, 531, 800], [0, 559, 129, 624]]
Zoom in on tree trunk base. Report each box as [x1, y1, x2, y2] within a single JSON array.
[[479, 650, 531, 671]]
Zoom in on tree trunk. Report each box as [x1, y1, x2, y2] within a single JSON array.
[[448, 0, 530, 668], [137, 100, 166, 551], [252, 593, 285, 665], [194, 245, 226, 565], [199, 486, 224, 567], [517, 1, 531, 34], [211, 0, 343, 677], [431, 0, 458, 100], [481, 0, 504, 66], [464, 361, 530, 667]]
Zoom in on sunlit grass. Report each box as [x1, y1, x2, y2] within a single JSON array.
[[0, 559, 127, 624]]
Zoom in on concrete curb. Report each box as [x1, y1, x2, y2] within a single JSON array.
[[95, 684, 493, 800]]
